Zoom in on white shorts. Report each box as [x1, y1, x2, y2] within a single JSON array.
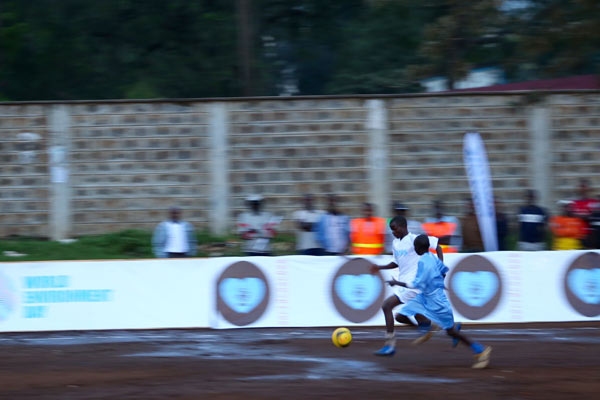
[[393, 285, 420, 304]]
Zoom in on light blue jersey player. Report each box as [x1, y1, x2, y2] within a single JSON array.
[[388, 234, 492, 369], [371, 216, 442, 356]]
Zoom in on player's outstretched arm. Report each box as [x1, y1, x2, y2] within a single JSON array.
[[386, 278, 407, 287], [370, 261, 398, 274]]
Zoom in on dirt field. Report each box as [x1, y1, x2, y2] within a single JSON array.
[[0, 322, 598, 400]]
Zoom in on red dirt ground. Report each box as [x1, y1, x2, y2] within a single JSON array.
[[0, 322, 598, 400]]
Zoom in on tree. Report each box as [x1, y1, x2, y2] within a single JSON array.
[[256, 0, 364, 95], [409, 0, 507, 90], [0, 0, 240, 100], [326, 0, 434, 94], [0, 0, 598, 100], [512, 0, 600, 80]]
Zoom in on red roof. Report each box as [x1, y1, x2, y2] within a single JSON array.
[[449, 74, 600, 92]]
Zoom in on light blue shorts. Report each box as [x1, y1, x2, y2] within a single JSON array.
[[399, 289, 455, 330]]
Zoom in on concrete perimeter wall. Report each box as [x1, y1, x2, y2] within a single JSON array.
[[1, 92, 599, 239]]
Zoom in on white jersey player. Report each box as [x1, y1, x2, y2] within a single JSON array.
[[370, 216, 443, 356]]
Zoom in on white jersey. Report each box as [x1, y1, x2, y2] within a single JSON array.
[[392, 233, 439, 287]]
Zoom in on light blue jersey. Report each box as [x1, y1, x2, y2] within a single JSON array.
[[399, 252, 454, 329], [411, 252, 449, 295]]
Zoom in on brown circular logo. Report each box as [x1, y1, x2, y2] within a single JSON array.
[[331, 258, 385, 323], [448, 255, 503, 320], [216, 261, 270, 326], [563, 252, 600, 317]]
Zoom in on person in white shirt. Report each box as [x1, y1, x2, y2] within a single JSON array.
[[152, 207, 197, 258], [370, 216, 444, 356], [316, 194, 350, 255], [237, 195, 279, 256], [293, 194, 324, 255]]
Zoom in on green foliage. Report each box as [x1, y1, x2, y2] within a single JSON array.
[[0, 0, 598, 100], [77, 230, 154, 258], [510, 0, 600, 80], [327, 0, 433, 94], [0, 230, 154, 261], [0, 230, 298, 261], [0, 0, 239, 100], [408, 0, 509, 89]]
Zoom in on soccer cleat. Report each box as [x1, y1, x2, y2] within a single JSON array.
[[412, 330, 433, 345], [452, 323, 462, 348], [472, 346, 492, 369], [373, 345, 396, 356], [412, 323, 438, 345]]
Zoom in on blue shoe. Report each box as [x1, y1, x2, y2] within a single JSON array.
[[374, 345, 396, 356], [452, 323, 462, 348]]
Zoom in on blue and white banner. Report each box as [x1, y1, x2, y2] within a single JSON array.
[[1, 251, 599, 332], [0, 260, 215, 331], [463, 132, 498, 251]]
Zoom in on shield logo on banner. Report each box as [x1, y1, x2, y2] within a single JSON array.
[[563, 252, 600, 317], [331, 258, 385, 323], [448, 255, 503, 320], [216, 261, 270, 326]]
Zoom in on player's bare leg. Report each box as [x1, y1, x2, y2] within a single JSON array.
[[394, 313, 416, 326], [446, 325, 492, 369], [382, 295, 400, 335], [446, 326, 473, 346], [374, 295, 401, 356]]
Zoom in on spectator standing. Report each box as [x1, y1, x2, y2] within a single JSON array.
[[517, 190, 548, 251], [549, 201, 586, 250], [237, 195, 279, 256], [422, 200, 462, 253], [588, 194, 600, 249], [385, 202, 424, 253], [495, 199, 509, 251], [293, 194, 324, 255], [350, 203, 387, 255], [316, 195, 350, 255], [152, 207, 197, 258], [571, 179, 600, 248], [460, 199, 484, 253]]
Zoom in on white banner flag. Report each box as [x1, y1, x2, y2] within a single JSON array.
[[463, 132, 498, 251]]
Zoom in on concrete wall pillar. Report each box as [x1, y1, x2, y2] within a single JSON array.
[[527, 106, 552, 211], [208, 102, 230, 235], [365, 99, 390, 218], [47, 105, 72, 240]]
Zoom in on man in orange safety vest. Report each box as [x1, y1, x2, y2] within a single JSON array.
[[350, 203, 387, 255], [550, 201, 586, 250], [422, 200, 462, 253]]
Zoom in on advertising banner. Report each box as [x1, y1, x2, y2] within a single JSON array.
[[443, 251, 600, 323], [0, 259, 215, 332], [211, 255, 393, 329], [1, 251, 599, 332]]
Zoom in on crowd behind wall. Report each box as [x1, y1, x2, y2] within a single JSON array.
[[1, 92, 599, 245], [229, 188, 599, 259]]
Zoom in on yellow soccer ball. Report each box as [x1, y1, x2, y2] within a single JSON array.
[[332, 327, 352, 348]]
